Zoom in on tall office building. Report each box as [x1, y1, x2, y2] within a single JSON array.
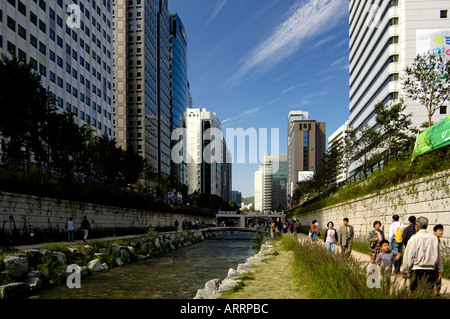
[[231, 190, 242, 208], [112, 0, 171, 176], [169, 12, 189, 185], [287, 111, 326, 201], [254, 166, 262, 212], [183, 107, 232, 202], [1, 0, 114, 137], [348, 0, 449, 173], [254, 154, 287, 213], [328, 120, 349, 183]]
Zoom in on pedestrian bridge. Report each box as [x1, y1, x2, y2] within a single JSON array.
[[215, 211, 283, 228], [203, 227, 262, 233]]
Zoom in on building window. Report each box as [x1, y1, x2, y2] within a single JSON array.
[[18, 1, 26, 16], [441, 10, 448, 18], [39, 20, 46, 33], [18, 25, 26, 39], [7, 16, 15, 32], [441, 105, 448, 114], [7, 41, 16, 56], [30, 35, 37, 48]]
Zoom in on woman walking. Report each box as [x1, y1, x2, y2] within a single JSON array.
[[368, 220, 385, 264], [310, 220, 319, 241], [323, 222, 338, 253]]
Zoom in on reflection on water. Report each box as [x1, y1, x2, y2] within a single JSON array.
[[29, 231, 258, 299]]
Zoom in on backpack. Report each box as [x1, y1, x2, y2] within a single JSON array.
[[395, 227, 403, 243]]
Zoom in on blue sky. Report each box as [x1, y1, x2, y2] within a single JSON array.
[[168, 0, 350, 198]]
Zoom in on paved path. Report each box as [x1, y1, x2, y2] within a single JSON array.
[[292, 232, 449, 299], [10, 227, 231, 251]]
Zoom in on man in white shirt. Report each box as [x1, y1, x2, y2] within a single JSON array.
[[402, 217, 443, 292], [389, 214, 405, 273], [67, 217, 74, 242]]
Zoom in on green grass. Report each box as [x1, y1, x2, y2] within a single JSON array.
[[282, 236, 438, 299]]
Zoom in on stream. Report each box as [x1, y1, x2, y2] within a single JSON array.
[[28, 231, 259, 299]]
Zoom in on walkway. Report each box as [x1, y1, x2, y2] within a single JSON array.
[[10, 227, 247, 251], [294, 232, 450, 298]]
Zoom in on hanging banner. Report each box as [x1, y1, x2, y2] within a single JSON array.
[[412, 115, 450, 161]]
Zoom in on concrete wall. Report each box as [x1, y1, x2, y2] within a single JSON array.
[[293, 169, 450, 242], [0, 191, 215, 234]]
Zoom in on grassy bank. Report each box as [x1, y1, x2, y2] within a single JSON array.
[[222, 235, 439, 299], [219, 236, 308, 299]]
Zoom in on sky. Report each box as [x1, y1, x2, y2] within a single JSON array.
[[168, 0, 351, 198]]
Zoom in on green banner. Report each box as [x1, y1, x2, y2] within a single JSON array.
[[412, 115, 450, 161]]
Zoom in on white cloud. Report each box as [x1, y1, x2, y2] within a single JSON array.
[[221, 106, 262, 126], [205, 0, 228, 28], [226, 0, 347, 86]]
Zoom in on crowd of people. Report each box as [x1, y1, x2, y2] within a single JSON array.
[[307, 215, 445, 296]]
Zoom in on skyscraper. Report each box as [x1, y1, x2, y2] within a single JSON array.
[[254, 154, 287, 213], [328, 120, 349, 183], [348, 0, 449, 172], [183, 107, 232, 202], [1, 0, 114, 137], [169, 12, 189, 185], [287, 111, 326, 201], [112, 0, 171, 176]]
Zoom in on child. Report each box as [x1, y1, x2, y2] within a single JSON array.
[[434, 224, 444, 297], [376, 239, 402, 276]]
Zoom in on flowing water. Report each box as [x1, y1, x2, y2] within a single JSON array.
[[28, 231, 259, 299]]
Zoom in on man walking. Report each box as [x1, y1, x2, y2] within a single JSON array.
[[389, 214, 405, 273], [67, 217, 74, 242], [81, 216, 91, 243], [402, 216, 416, 248], [402, 217, 443, 292], [337, 218, 354, 256]]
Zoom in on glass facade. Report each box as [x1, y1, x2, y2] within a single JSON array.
[[112, 0, 172, 176], [169, 13, 189, 184]]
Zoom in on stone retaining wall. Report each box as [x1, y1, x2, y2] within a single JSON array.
[[0, 191, 215, 234], [293, 169, 450, 241]]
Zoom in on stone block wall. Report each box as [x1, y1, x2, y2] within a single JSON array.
[[294, 169, 450, 242], [0, 191, 215, 234]]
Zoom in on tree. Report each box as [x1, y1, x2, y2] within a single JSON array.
[[41, 110, 93, 173], [403, 50, 450, 127], [0, 55, 54, 161], [374, 99, 414, 159], [347, 124, 380, 175]]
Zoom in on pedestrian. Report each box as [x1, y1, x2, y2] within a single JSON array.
[[402, 216, 416, 248], [290, 220, 295, 233], [174, 219, 179, 231], [310, 220, 318, 242], [270, 220, 276, 239], [389, 214, 405, 273], [283, 222, 288, 233], [67, 217, 74, 242], [402, 217, 443, 292], [295, 220, 302, 239], [434, 224, 444, 297], [81, 216, 91, 244], [323, 221, 338, 253], [376, 239, 402, 276], [368, 220, 385, 264], [337, 217, 354, 256]]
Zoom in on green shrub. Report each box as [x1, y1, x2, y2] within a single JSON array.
[[284, 239, 437, 299], [37, 254, 67, 286]]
